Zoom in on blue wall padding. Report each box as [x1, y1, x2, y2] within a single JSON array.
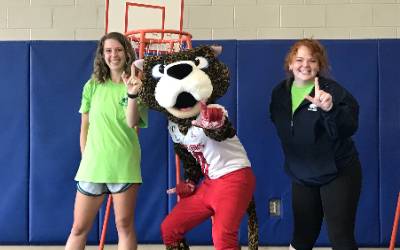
[[0, 42, 30, 244], [321, 40, 380, 246], [29, 41, 99, 243], [236, 40, 298, 245], [378, 40, 400, 245], [0, 39, 398, 246]]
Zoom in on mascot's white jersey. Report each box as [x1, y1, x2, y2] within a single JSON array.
[[168, 121, 251, 179]]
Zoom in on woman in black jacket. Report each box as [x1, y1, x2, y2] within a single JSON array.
[[270, 38, 362, 250]]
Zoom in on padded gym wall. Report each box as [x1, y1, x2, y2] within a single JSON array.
[[0, 40, 398, 246], [322, 40, 380, 246], [29, 41, 99, 244], [0, 42, 30, 244], [378, 40, 400, 245], [236, 40, 298, 245]]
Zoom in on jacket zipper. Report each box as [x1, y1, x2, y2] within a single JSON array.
[[290, 119, 294, 135], [291, 97, 313, 136], [290, 107, 295, 135]]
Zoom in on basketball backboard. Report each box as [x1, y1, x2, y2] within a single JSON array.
[[105, 0, 184, 34]]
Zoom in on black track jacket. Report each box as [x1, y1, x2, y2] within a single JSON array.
[[270, 76, 359, 186]]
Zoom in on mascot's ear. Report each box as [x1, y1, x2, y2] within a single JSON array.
[[210, 45, 222, 57], [134, 59, 144, 71]]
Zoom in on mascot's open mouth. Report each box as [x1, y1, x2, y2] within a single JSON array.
[[174, 92, 198, 111]]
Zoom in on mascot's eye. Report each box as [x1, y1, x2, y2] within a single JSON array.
[[194, 56, 208, 69], [152, 64, 165, 78], [159, 64, 165, 73]]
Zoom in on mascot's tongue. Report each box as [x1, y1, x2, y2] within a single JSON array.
[[174, 92, 197, 110]]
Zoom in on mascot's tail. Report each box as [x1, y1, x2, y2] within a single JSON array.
[[247, 196, 259, 250]]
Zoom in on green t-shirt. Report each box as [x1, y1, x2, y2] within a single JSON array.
[[291, 82, 314, 114], [75, 79, 148, 183]]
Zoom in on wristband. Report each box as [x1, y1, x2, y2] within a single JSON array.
[[127, 93, 138, 99]]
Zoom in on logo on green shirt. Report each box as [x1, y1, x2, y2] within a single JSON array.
[[119, 97, 128, 107]]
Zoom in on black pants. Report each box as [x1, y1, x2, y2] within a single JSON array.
[[291, 156, 362, 250]]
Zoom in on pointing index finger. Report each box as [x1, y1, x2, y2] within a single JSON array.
[[121, 71, 129, 84], [314, 77, 320, 93], [131, 63, 136, 77]]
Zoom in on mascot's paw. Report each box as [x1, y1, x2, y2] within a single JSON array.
[[192, 101, 227, 129], [166, 180, 195, 198]]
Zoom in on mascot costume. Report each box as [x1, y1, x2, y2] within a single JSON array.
[[135, 45, 258, 250]]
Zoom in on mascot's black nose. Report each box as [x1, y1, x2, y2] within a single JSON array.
[[167, 63, 192, 80]]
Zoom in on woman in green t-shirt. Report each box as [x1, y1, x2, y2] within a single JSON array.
[[65, 32, 148, 250]]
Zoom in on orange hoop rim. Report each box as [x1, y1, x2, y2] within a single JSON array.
[[125, 28, 192, 58], [125, 28, 192, 44]]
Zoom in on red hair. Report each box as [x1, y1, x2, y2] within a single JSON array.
[[284, 38, 330, 76]]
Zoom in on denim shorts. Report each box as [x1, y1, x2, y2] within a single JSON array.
[[77, 181, 133, 196]]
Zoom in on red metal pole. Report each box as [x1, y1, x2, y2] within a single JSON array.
[[139, 31, 145, 59], [98, 195, 113, 250], [175, 154, 181, 202], [390, 192, 400, 250], [174, 35, 190, 201]]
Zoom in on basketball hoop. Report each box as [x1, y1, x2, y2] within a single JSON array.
[[125, 28, 192, 58]]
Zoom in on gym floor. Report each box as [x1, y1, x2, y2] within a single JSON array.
[[0, 246, 395, 250]]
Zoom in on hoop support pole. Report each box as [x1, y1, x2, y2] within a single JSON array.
[[175, 154, 181, 202], [98, 195, 112, 250], [390, 192, 400, 250]]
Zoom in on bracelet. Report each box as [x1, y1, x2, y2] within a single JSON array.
[[127, 93, 138, 99]]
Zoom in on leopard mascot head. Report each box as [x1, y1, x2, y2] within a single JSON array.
[[136, 45, 228, 126]]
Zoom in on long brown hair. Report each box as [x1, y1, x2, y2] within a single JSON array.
[[92, 32, 136, 83], [284, 38, 330, 77]]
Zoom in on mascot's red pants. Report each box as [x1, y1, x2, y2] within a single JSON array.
[[161, 167, 255, 249]]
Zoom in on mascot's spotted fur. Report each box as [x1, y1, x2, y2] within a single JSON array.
[[135, 46, 258, 250]]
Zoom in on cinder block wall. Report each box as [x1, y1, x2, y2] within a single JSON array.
[[1, 0, 400, 40]]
